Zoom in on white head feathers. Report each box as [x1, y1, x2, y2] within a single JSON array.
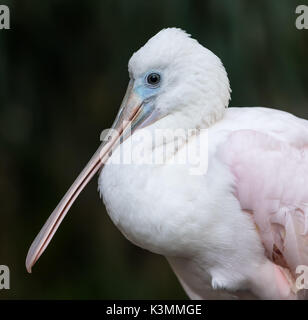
[[128, 28, 231, 129]]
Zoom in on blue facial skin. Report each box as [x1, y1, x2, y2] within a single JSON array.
[[131, 71, 163, 130], [134, 71, 162, 102]]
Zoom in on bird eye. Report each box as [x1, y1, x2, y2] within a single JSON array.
[[146, 73, 161, 86]]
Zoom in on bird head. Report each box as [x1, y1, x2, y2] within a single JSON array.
[[26, 28, 231, 273], [126, 28, 231, 130]]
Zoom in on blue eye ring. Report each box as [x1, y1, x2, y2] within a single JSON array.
[[145, 72, 161, 87]]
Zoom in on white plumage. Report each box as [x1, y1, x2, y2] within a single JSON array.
[[27, 28, 308, 299]]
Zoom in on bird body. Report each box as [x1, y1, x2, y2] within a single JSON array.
[[99, 106, 308, 299], [26, 28, 308, 299]]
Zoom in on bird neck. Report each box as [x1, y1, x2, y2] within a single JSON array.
[[130, 103, 225, 156], [152, 101, 226, 132]]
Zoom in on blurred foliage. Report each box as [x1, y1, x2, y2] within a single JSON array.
[[0, 0, 307, 299]]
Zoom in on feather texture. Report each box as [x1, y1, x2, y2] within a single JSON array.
[[219, 129, 308, 275]]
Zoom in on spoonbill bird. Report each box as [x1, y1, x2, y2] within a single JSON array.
[[26, 28, 308, 300]]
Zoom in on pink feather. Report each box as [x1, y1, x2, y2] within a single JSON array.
[[219, 129, 308, 274]]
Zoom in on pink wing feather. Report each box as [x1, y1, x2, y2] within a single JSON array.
[[219, 130, 308, 274]]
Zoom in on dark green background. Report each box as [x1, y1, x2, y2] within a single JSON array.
[[0, 0, 307, 299]]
